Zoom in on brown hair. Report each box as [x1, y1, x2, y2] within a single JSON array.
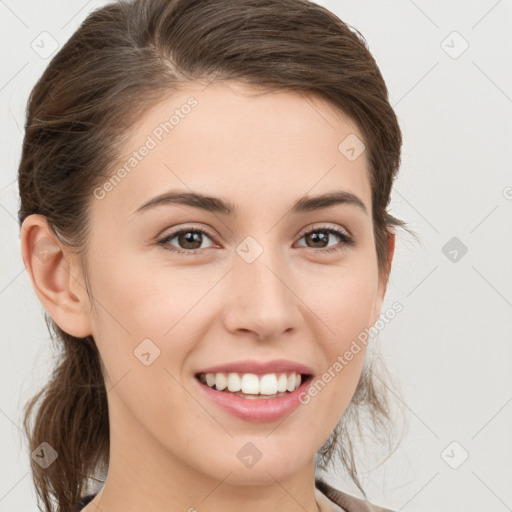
[[18, 0, 413, 510]]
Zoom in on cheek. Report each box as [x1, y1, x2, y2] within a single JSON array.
[[86, 255, 197, 432], [87, 248, 219, 387], [300, 259, 379, 338], [297, 261, 377, 399], [88, 244, 183, 336]]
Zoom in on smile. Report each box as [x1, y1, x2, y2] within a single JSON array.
[[194, 372, 313, 422], [196, 370, 305, 396]]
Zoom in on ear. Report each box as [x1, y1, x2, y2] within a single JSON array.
[[20, 214, 92, 338], [371, 228, 396, 325]]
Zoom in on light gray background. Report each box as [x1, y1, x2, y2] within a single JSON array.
[[1, 1, 511, 511]]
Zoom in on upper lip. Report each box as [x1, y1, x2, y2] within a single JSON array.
[[195, 359, 314, 376]]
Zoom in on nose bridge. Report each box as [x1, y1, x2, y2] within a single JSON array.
[[225, 235, 299, 337]]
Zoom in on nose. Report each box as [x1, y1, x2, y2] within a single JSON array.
[[222, 244, 302, 341]]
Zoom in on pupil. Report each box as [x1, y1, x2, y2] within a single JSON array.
[[307, 232, 328, 248], [179, 231, 202, 249]]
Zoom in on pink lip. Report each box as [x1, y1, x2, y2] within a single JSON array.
[[195, 359, 314, 376], [194, 374, 313, 423]]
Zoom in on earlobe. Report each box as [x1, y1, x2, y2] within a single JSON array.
[[20, 214, 92, 338]]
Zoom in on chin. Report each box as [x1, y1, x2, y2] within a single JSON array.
[[220, 457, 305, 486]]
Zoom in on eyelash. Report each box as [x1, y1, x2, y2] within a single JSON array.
[[156, 225, 355, 256]]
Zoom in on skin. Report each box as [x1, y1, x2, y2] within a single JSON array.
[[21, 81, 394, 512]]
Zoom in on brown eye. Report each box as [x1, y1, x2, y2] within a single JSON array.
[[296, 226, 354, 253], [304, 231, 330, 248], [158, 228, 215, 255], [175, 231, 204, 250]]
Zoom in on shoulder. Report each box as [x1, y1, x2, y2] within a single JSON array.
[[315, 477, 396, 512]]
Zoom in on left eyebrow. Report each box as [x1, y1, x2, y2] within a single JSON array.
[[133, 189, 368, 216], [290, 190, 368, 216]]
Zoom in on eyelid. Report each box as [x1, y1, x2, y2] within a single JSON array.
[[158, 223, 216, 240], [295, 222, 351, 240]]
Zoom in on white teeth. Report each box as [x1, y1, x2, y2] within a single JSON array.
[[227, 372, 241, 392], [200, 371, 304, 395], [286, 373, 295, 391], [214, 373, 227, 391], [259, 374, 277, 395], [287, 373, 300, 392], [241, 373, 260, 394], [277, 373, 288, 392]]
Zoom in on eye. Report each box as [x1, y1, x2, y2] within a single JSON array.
[[295, 225, 354, 254], [156, 224, 355, 256], [157, 227, 216, 255]]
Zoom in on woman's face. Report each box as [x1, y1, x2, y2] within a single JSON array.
[[77, 81, 392, 488]]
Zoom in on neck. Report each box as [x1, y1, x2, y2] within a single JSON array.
[[83, 393, 325, 512]]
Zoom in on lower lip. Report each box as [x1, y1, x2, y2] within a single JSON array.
[[194, 375, 313, 423]]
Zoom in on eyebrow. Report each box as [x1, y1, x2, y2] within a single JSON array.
[[133, 189, 368, 216]]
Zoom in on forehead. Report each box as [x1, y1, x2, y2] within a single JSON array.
[[91, 81, 371, 220]]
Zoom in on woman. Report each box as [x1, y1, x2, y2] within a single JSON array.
[[18, 0, 411, 511]]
